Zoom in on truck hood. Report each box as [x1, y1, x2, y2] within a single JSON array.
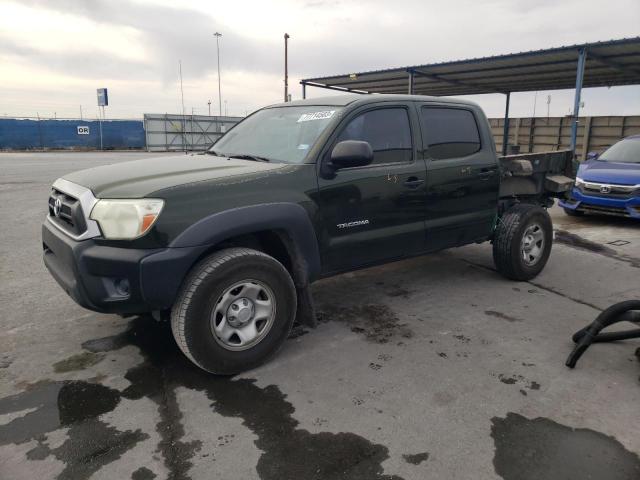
[[578, 159, 640, 185], [62, 154, 290, 198]]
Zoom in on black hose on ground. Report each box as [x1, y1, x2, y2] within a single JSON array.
[[565, 300, 640, 369]]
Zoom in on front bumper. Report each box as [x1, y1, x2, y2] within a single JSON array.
[[42, 218, 207, 314], [559, 188, 640, 219]]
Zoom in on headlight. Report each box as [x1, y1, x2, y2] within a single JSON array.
[[90, 199, 164, 239], [574, 177, 585, 188]]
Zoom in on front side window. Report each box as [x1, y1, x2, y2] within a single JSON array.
[[210, 106, 342, 164], [421, 107, 481, 160], [337, 108, 412, 165], [598, 138, 640, 164]]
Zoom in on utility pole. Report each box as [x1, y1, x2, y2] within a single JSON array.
[[214, 32, 223, 116], [179, 60, 186, 153], [284, 33, 290, 102]]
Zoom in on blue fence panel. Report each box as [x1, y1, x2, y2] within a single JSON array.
[[0, 118, 145, 150]]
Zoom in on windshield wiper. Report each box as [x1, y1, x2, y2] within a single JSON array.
[[205, 149, 223, 156], [227, 153, 271, 163]]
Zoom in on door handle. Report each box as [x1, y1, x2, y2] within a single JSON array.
[[478, 169, 496, 180], [403, 177, 425, 189]]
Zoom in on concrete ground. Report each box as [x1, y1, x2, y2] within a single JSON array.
[[1, 151, 638, 480]]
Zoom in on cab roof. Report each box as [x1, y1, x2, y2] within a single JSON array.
[[266, 94, 480, 109]]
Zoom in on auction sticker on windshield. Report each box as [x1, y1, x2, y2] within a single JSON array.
[[297, 110, 335, 122]]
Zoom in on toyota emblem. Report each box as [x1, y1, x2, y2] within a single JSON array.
[[53, 197, 62, 217], [599, 185, 611, 194]]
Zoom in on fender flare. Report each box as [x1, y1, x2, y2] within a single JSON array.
[[169, 202, 321, 280]]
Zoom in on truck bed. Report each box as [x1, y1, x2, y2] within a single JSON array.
[[498, 150, 576, 200]]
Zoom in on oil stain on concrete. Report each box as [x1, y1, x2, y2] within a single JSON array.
[[496, 374, 540, 391], [402, 452, 429, 465], [1, 317, 403, 480], [491, 413, 640, 480], [318, 303, 413, 344], [555, 230, 640, 268], [484, 310, 523, 323], [52, 351, 104, 373], [132, 466, 157, 480], [0, 380, 147, 480]]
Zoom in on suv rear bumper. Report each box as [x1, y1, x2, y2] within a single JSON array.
[[559, 188, 640, 219], [42, 218, 207, 314]]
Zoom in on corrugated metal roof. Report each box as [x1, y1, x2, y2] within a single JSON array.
[[301, 37, 640, 96]]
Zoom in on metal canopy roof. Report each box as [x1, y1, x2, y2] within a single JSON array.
[[301, 37, 640, 96]]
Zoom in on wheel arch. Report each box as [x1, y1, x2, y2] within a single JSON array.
[[170, 203, 320, 281], [141, 203, 320, 310]]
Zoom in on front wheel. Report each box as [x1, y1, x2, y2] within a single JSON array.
[[171, 247, 297, 375], [493, 204, 553, 281]]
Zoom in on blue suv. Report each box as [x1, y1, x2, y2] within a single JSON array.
[[560, 135, 640, 219]]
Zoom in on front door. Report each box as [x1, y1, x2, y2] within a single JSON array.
[[315, 104, 428, 274]]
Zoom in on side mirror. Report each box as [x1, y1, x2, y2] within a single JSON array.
[[586, 151, 599, 161], [330, 140, 373, 169]]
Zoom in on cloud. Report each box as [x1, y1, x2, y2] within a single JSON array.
[[1, 0, 638, 118], [5, 0, 284, 83]]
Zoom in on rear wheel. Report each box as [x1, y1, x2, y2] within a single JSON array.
[[171, 247, 296, 375], [493, 204, 553, 281]]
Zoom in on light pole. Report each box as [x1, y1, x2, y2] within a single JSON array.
[[207, 99, 211, 116], [213, 32, 223, 116], [284, 33, 290, 102], [546, 95, 551, 119]]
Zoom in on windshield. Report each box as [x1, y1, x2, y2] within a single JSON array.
[[210, 106, 342, 164], [598, 138, 640, 164]]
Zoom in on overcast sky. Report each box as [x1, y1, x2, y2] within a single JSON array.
[[1, 0, 638, 119]]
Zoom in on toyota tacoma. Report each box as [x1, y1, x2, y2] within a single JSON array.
[[43, 95, 574, 374]]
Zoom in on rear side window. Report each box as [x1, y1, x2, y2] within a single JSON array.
[[337, 108, 412, 165], [420, 107, 481, 160]]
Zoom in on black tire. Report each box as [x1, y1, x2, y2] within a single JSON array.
[[493, 204, 553, 281], [563, 207, 584, 217], [171, 247, 297, 375]]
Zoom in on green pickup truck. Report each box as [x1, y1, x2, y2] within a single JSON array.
[[43, 94, 573, 374]]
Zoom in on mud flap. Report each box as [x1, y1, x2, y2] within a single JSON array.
[[295, 285, 317, 328]]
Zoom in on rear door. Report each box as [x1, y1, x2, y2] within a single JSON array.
[[418, 104, 499, 250], [314, 103, 428, 273]]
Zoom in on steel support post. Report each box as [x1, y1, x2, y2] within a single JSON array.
[[570, 48, 587, 153], [502, 92, 511, 156]]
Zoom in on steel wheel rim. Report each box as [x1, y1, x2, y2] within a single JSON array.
[[210, 279, 276, 351], [521, 223, 545, 266]]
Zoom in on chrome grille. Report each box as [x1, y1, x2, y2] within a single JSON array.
[[48, 189, 87, 236], [579, 180, 639, 198], [46, 178, 101, 240]]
